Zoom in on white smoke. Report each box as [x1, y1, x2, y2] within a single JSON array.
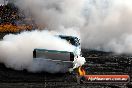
[[15, 0, 85, 31], [1, 0, 132, 73], [0, 0, 9, 5], [0, 0, 86, 73], [0, 30, 77, 73], [0, 0, 4, 5], [15, 0, 132, 54], [81, 0, 132, 54]]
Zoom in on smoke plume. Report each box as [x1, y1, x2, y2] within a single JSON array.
[[1, 0, 132, 73], [0, 0, 86, 73], [15, 0, 85, 31], [15, 0, 132, 54], [0, 30, 76, 73], [0, 0, 4, 4], [81, 0, 132, 54]]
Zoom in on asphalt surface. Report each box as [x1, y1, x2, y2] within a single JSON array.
[[0, 33, 132, 88], [0, 49, 131, 88]]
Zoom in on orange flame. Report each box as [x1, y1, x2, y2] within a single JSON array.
[[78, 66, 86, 76]]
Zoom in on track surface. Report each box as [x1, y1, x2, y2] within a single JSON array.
[[0, 33, 132, 88], [0, 49, 131, 88]]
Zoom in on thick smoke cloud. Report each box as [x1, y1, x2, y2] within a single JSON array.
[[0, 0, 86, 73], [15, 0, 85, 32], [15, 0, 132, 54], [1, 0, 132, 72], [82, 0, 132, 54], [0, 30, 76, 73], [0, 0, 4, 5]]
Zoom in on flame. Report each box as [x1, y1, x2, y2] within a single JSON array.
[[78, 66, 86, 76]]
